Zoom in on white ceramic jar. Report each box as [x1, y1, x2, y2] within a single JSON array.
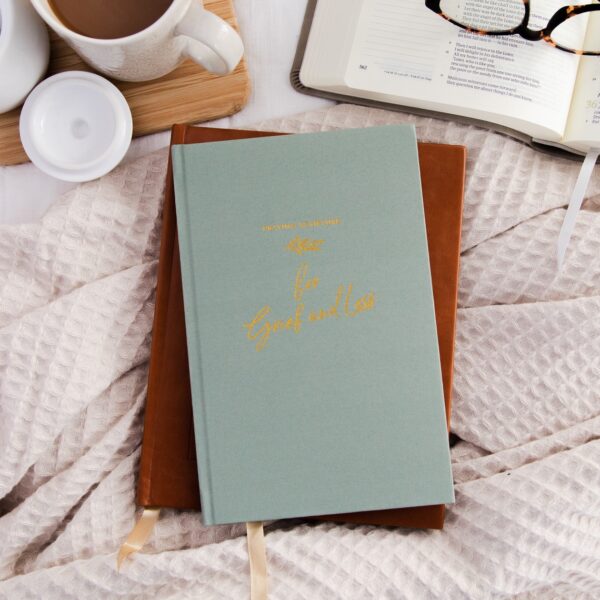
[[0, 0, 50, 113]]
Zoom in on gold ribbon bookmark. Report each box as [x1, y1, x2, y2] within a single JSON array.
[[117, 508, 161, 570], [246, 522, 268, 600]]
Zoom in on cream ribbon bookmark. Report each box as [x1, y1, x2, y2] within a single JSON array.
[[557, 149, 599, 269], [117, 508, 161, 570], [246, 522, 268, 600], [117, 511, 268, 600]]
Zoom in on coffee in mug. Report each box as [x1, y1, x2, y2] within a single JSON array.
[[48, 0, 173, 40], [31, 0, 244, 81]]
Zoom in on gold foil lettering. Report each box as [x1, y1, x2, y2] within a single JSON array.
[[262, 218, 340, 232], [286, 234, 324, 256], [244, 303, 305, 352], [344, 285, 376, 317], [244, 305, 273, 352], [245, 263, 375, 351], [294, 263, 320, 302]]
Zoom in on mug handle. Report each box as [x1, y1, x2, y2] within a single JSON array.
[[175, 3, 244, 75]]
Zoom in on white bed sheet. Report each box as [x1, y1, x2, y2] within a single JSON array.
[[0, 0, 332, 225]]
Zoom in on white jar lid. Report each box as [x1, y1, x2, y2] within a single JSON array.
[[19, 71, 133, 182]]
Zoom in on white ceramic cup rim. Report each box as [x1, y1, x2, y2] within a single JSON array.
[[0, 0, 14, 62], [31, 0, 187, 46]]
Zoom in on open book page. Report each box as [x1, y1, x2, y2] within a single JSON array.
[[301, 0, 365, 89], [344, 0, 583, 140], [564, 14, 600, 151]]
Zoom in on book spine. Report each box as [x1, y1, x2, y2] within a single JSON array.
[[137, 126, 188, 508], [172, 145, 215, 525]]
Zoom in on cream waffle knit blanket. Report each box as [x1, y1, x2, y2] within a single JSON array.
[[1, 104, 599, 599]]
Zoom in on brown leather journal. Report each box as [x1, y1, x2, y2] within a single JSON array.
[[137, 124, 465, 528]]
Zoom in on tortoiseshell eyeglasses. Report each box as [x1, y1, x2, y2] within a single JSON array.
[[425, 0, 600, 55]]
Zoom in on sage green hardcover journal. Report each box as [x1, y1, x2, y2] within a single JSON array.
[[172, 126, 454, 526]]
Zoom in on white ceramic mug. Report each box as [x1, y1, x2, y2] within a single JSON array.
[[0, 0, 50, 113], [30, 0, 244, 82]]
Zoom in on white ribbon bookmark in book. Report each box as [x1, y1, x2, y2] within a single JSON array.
[[557, 148, 599, 269], [246, 522, 268, 600]]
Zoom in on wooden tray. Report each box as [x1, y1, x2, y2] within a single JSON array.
[[0, 0, 250, 166]]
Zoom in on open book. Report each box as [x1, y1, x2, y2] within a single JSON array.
[[295, 0, 600, 155]]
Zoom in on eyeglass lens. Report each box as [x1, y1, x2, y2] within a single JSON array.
[[440, 0, 600, 53]]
